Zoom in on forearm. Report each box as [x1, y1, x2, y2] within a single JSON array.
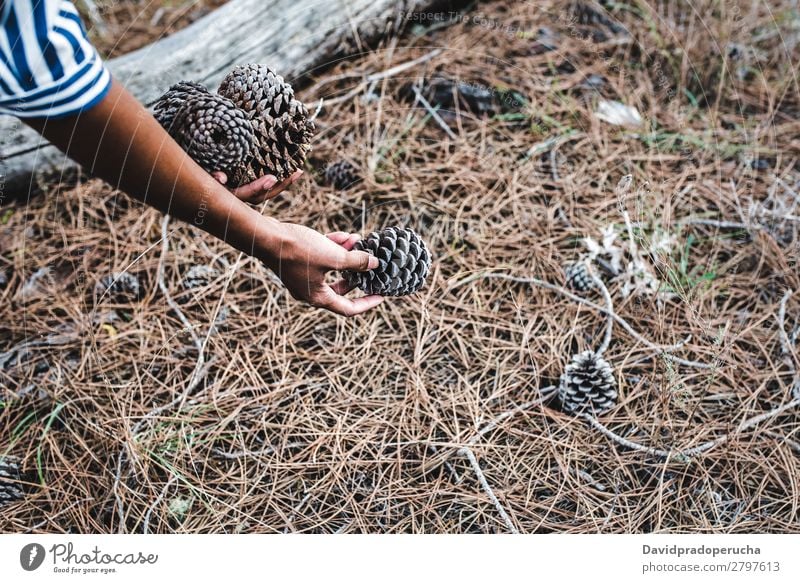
[[25, 79, 283, 261]]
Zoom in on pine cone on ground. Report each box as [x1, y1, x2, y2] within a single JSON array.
[[219, 64, 315, 185], [559, 350, 617, 415], [94, 273, 142, 304], [567, 1, 623, 41], [565, 262, 596, 292], [153, 82, 255, 176], [343, 227, 431, 297], [182, 265, 218, 290], [325, 161, 360, 190], [0, 458, 25, 505]]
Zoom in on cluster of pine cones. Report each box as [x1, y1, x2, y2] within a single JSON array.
[[154, 64, 315, 185]]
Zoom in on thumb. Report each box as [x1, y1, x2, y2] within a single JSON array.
[[342, 250, 379, 272]]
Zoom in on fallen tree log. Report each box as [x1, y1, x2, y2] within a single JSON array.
[[0, 0, 461, 198]]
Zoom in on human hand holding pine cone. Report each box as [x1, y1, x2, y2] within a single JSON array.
[[266, 224, 384, 317]]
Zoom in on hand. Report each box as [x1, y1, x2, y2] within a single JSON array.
[[267, 224, 384, 316], [212, 169, 303, 204]]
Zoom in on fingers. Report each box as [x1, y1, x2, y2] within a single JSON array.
[[258, 170, 303, 201], [231, 175, 278, 202], [341, 250, 379, 272], [315, 287, 384, 317], [326, 232, 361, 250], [221, 170, 304, 204]]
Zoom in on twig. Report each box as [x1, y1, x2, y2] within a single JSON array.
[[465, 386, 558, 447], [582, 397, 800, 460], [449, 271, 711, 369], [778, 290, 798, 365], [115, 215, 220, 531], [418, 387, 557, 478], [681, 218, 758, 231], [142, 474, 177, 534], [763, 430, 800, 454], [158, 215, 205, 400], [778, 289, 800, 400], [458, 447, 519, 533], [411, 86, 458, 139], [587, 263, 614, 355], [282, 491, 313, 534], [317, 49, 443, 107]]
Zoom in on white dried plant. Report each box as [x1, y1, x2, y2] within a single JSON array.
[[594, 100, 643, 128], [580, 176, 677, 299]]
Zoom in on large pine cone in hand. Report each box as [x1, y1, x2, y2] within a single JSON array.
[[343, 227, 431, 297], [218, 65, 315, 185], [153, 82, 255, 176]]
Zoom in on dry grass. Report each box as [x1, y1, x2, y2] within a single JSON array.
[[1, 0, 799, 533], [85, 0, 229, 59]]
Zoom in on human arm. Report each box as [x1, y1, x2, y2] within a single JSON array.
[[24, 79, 383, 316]]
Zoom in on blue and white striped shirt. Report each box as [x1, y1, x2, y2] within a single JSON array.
[[0, 0, 111, 118]]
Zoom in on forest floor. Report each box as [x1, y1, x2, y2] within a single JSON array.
[[1, 0, 799, 533]]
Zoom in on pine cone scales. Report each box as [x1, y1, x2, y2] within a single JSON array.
[[0, 458, 25, 505], [343, 227, 431, 296], [559, 350, 618, 415], [219, 65, 315, 184], [565, 262, 596, 292], [153, 82, 255, 175], [152, 64, 315, 186], [94, 272, 142, 304], [325, 161, 359, 190]]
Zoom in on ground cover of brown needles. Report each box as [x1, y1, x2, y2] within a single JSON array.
[[1, 0, 799, 533]]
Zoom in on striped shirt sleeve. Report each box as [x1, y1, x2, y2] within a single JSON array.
[[0, 0, 111, 119]]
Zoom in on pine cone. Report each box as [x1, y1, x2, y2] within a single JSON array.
[[565, 262, 596, 292], [182, 265, 218, 290], [567, 1, 622, 41], [325, 161, 360, 190], [219, 64, 315, 185], [153, 82, 255, 175], [0, 458, 25, 506], [343, 227, 431, 297], [559, 350, 618, 415], [94, 273, 142, 304]]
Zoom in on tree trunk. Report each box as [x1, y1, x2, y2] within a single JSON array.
[[0, 0, 458, 197]]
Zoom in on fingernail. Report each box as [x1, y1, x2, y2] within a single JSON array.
[[368, 256, 379, 269], [262, 175, 277, 190], [216, 173, 228, 185]]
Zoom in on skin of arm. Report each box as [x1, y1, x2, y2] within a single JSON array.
[[24, 78, 383, 316]]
